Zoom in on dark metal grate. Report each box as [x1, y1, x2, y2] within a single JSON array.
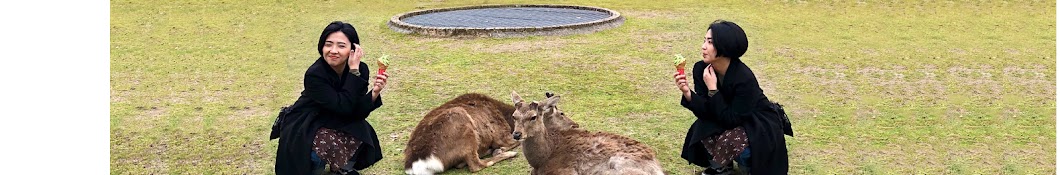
[[400, 7, 611, 28]]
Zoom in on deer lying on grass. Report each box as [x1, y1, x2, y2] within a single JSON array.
[[403, 93, 581, 175], [511, 91, 665, 175], [403, 93, 520, 175]]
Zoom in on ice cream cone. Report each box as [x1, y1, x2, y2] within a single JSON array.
[[377, 54, 390, 74], [674, 54, 687, 74]]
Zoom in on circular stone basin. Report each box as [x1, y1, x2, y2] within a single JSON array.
[[388, 4, 624, 37]]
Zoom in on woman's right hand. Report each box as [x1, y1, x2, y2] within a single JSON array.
[[674, 72, 692, 100], [348, 44, 364, 68]]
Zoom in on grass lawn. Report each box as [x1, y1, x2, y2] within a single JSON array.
[[111, 0, 1055, 174]]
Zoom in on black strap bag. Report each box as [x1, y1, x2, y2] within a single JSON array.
[[770, 102, 794, 137], [269, 105, 294, 140]]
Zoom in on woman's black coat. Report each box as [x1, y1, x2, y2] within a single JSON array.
[[275, 58, 383, 174], [680, 59, 792, 174]]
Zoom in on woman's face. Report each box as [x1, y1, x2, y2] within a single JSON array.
[[700, 29, 716, 63], [322, 31, 352, 68]]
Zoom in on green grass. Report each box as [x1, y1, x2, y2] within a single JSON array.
[[111, 0, 1055, 174]]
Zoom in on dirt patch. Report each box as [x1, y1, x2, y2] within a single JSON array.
[[410, 37, 455, 48], [238, 139, 269, 171], [949, 48, 968, 55], [134, 106, 166, 121], [859, 48, 881, 57], [627, 30, 693, 53], [169, 92, 191, 104], [775, 46, 797, 58], [141, 140, 170, 173], [112, 89, 127, 103], [388, 126, 415, 143], [473, 39, 573, 54], [202, 90, 223, 103], [803, 48, 825, 56], [622, 10, 685, 20], [854, 108, 882, 119], [794, 66, 856, 90], [1004, 48, 1020, 55], [625, 112, 659, 121], [226, 107, 268, 131], [638, 77, 679, 101], [946, 67, 1003, 95]]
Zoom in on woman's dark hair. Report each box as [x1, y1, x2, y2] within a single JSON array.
[[317, 21, 360, 57], [707, 20, 748, 59]]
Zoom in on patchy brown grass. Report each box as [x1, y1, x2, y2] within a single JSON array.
[[112, 0, 1055, 174]]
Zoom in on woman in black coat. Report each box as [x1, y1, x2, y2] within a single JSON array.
[[672, 20, 793, 174], [273, 21, 390, 175]]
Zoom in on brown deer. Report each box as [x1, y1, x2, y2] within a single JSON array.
[[511, 91, 665, 175], [403, 93, 580, 175], [403, 93, 520, 175], [541, 92, 580, 131]]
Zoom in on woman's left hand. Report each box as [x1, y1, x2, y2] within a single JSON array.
[[372, 72, 389, 94], [703, 64, 718, 90]]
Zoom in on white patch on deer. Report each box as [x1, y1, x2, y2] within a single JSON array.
[[405, 155, 444, 175]]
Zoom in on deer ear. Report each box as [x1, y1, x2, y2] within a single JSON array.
[[542, 95, 561, 109], [511, 91, 524, 105]]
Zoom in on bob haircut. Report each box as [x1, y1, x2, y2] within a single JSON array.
[[317, 21, 360, 57], [707, 20, 748, 59]]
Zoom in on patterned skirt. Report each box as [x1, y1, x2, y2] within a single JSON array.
[[701, 126, 748, 167], [313, 128, 362, 172]]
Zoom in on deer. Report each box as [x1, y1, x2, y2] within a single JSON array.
[[403, 93, 520, 175], [403, 93, 581, 175], [510, 91, 665, 175], [541, 92, 580, 131]]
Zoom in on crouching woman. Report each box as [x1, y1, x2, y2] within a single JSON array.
[[274, 21, 391, 175], [672, 20, 793, 174]]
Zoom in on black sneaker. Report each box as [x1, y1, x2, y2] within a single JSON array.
[[701, 166, 734, 175]]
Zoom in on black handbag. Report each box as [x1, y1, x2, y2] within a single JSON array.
[[770, 102, 794, 136], [269, 104, 294, 140]]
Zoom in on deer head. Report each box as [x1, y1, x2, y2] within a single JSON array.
[[510, 91, 558, 141], [542, 92, 578, 130]]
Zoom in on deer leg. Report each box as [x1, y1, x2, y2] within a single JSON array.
[[456, 126, 493, 173], [463, 150, 490, 172], [483, 148, 495, 157], [491, 135, 521, 157], [483, 150, 518, 165], [464, 149, 518, 173], [480, 138, 519, 171], [464, 142, 519, 172]]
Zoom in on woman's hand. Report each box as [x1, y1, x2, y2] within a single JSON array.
[[348, 44, 364, 69], [371, 72, 389, 100], [703, 64, 718, 91], [674, 72, 691, 100]]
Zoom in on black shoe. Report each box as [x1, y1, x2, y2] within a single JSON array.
[[337, 160, 360, 175], [335, 170, 360, 175], [701, 166, 734, 175]]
